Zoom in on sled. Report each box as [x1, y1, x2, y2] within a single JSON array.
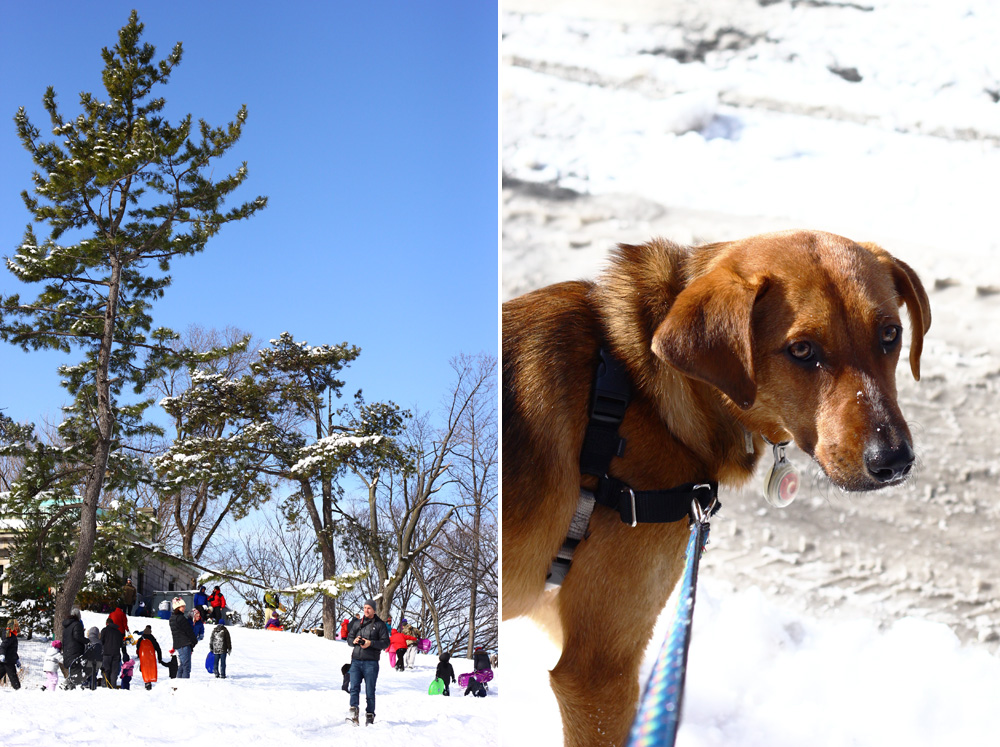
[[206, 651, 215, 673], [266, 625, 284, 632], [428, 677, 445, 695], [418, 638, 432, 653], [457, 668, 494, 688], [138, 638, 158, 684]]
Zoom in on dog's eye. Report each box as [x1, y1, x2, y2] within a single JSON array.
[[787, 341, 815, 361], [880, 325, 901, 349]]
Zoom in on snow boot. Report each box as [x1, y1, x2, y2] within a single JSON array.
[[145, 682, 152, 690], [366, 712, 375, 726], [347, 706, 360, 726]]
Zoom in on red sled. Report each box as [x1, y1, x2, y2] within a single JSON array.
[[457, 669, 494, 687]]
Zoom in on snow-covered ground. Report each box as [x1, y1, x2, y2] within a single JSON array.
[[502, 0, 1000, 744], [2, 612, 497, 745]]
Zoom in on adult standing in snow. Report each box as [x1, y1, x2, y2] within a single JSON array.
[[340, 617, 349, 640], [346, 598, 390, 726], [122, 578, 137, 614], [100, 615, 127, 688], [0, 620, 22, 690], [208, 586, 227, 623], [210, 622, 232, 679], [61, 607, 87, 675], [399, 618, 420, 668], [169, 597, 198, 678]]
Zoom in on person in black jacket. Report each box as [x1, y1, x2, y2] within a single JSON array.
[[436, 652, 456, 696], [83, 626, 103, 690], [465, 676, 487, 698], [62, 607, 87, 676], [473, 646, 492, 673], [100, 616, 128, 688], [168, 597, 198, 678], [137, 625, 162, 691], [346, 599, 390, 726], [0, 620, 22, 690]]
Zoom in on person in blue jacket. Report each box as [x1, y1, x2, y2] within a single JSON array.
[[192, 585, 210, 620]]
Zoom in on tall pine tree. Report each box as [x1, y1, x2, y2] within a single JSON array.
[[1, 11, 266, 633]]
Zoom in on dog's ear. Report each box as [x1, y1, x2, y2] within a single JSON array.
[[651, 267, 763, 410], [860, 243, 932, 381]]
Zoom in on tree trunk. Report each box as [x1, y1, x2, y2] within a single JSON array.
[[52, 256, 122, 636]]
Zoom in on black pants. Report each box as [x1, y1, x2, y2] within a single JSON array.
[[395, 648, 406, 671], [0, 661, 21, 690]]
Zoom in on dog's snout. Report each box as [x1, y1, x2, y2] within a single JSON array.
[[864, 439, 914, 484]]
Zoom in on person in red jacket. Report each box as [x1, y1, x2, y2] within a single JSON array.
[[340, 618, 349, 640], [207, 586, 227, 623], [389, 628, 418, 672]]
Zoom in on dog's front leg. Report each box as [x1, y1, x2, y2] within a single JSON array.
[[550, 513, 689, 747]]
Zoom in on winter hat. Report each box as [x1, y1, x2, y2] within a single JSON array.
[[171, 596, 185, 610], [363, 599, 377, 610], [439, 652, 451, 662], [169, 649, 176, 655], [51, 639, 62, 650], [87, 627, 100, 641], [400, 618, 407, 625], [70, 607, 82, 619]]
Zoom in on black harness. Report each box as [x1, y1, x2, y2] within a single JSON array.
[[545, 347, 721, 588]]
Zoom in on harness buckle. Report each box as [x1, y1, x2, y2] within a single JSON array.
[[628, 487, 637, 528], [689, 484, 718, 525]]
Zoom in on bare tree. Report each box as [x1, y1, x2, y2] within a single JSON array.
[[339, 355, 495, 625]]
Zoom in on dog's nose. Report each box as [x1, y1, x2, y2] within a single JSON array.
[[864, 440, 915, 484]]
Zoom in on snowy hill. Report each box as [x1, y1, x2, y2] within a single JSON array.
[[3, 612, 498, 746]]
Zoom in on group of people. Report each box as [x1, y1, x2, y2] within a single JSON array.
[[19, 586, 236, 692], [340, 599, 494, 726]]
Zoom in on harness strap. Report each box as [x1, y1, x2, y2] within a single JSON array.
[[580, 347, 631, 477], [593, 477, 719, 527]]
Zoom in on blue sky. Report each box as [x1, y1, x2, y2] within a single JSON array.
[[0, 1, 498, 430]]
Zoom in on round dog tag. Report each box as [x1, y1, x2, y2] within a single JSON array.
[[763, 442, 799, 508]]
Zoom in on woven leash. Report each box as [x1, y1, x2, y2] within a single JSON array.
[[626, 504, 712, 747]]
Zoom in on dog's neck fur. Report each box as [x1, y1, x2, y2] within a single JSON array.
[[592, 238, 762, 487]]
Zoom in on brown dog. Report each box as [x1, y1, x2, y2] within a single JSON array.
[[502, 230, 930, 747]]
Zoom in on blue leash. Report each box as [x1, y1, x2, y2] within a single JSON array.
[[626, 505, 712, 747]]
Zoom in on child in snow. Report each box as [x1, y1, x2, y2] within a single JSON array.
[[342, 663, 351, 692], [473, 645, 492, 674], [464, 676, 487, 698], [120, 657, 135, 690], [43, 638, 63, 691], [265, 610, 282, 630], [84, 626, 103, 690], [210, 622, 232, 679], [436, 652, 456, 696], [163, 649, 179, 679], [390, 627, 418, 671], [191, 607, 205, 641]]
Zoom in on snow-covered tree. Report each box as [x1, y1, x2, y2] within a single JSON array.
[[155, 333, 393, 639], [151, 325, 267, 560], [0, 11, 266, 634]]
